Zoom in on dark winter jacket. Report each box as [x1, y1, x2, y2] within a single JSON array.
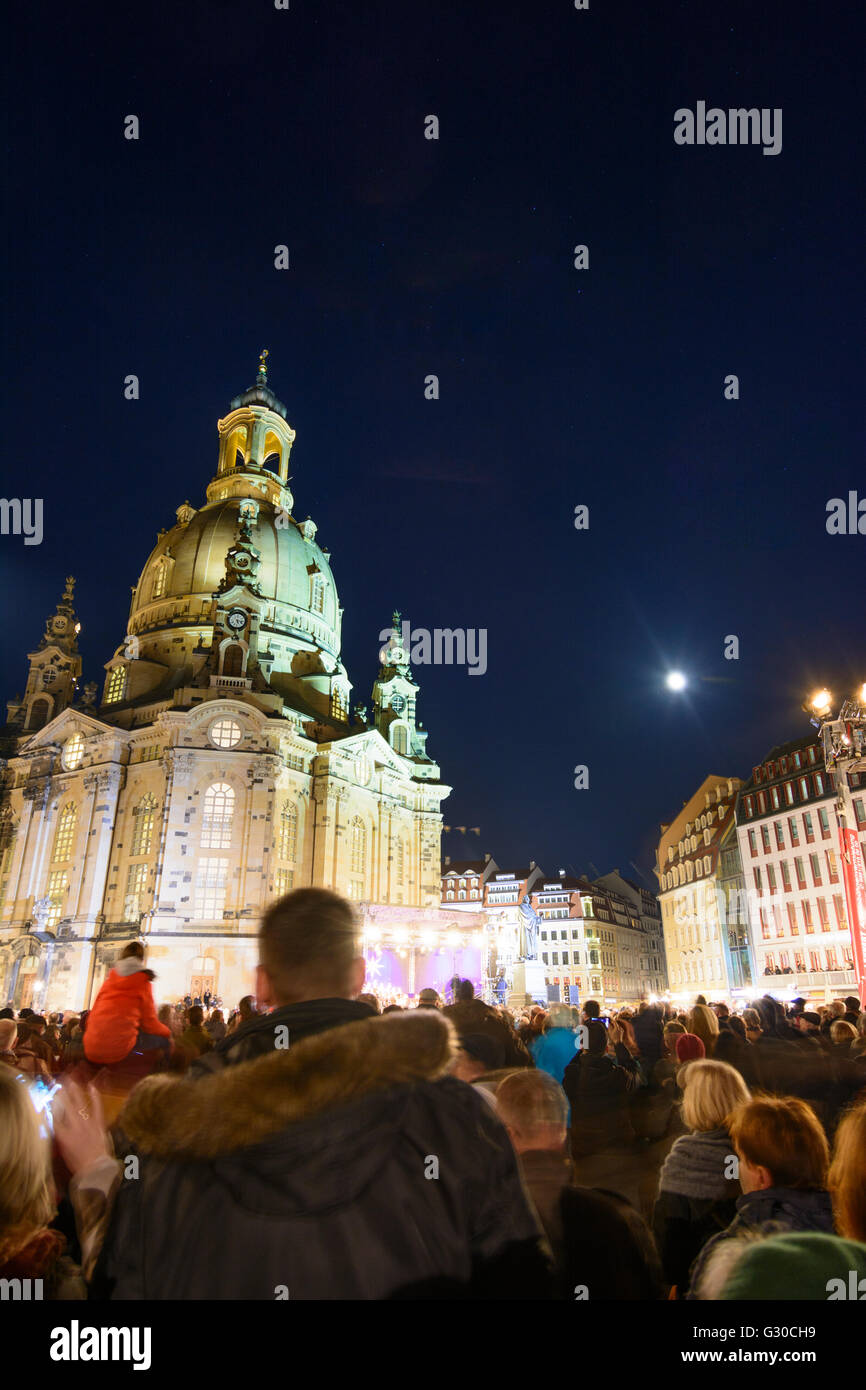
[[189, 996, 375, 1077], [652, 1127, 740, 1291], [95, 1010, 548, 1300], [687, 1186, 835, 1297], [562, 1043, 639, 1156]]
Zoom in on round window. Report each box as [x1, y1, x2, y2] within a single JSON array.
[[209, 717, 242, 750]]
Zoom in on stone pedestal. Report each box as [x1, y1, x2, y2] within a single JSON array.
[[508, 959, 547, 1007]]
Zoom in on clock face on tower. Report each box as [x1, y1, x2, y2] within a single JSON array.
[[51, 617, 66, 634], [226, 608, 247, 631]]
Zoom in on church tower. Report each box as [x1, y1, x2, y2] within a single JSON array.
[[372, 612, 430, 761], [6, 577, 82, 732]]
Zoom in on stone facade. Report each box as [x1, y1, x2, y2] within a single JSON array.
[[0, 364, 450, 1011]]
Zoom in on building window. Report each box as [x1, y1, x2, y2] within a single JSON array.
[[809, 853, 822, 886], [833, 894, 846, 927], [817, 898, 830, 931], [803, 811, 815, 843], [774, 821, 785, 850], [62, 733, 85, 771], [131, 794, 157, 857], [794, 858, 806, 889], [748, 829, 758, 857], [151, 562, 167, 600], [124, 862, 148, 920], [761, 825, 771, 852], [45, 869, 67, 929], [201, 783, 235, 849], [105, 666, 127, 703], [53, 804, 77, 862], [194, 858, 229, 919], [278, 801, 298, 862], [222, 644, 245, 679], [311, 575, 325, 615], [391, 724, 409, 756], [210, 717, 243, 749], [350, 817, 367, 875], [787, 903, 798, 935], [803, 901, 814, 933], [780, 860, 791, 891], [275, 867, 294, 898]]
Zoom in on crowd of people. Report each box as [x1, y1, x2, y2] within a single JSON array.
[[1, 887, 864, 1300]]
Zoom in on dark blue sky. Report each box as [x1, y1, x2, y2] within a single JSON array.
[[2, 0, 863, 884]]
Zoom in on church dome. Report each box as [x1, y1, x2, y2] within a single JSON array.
[[121, 360, 345, 685], [131, 497, 341, 659]]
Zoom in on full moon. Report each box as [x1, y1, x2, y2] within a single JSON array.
[[666, 671, 687, 692]]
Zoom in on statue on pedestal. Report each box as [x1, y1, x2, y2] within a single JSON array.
[[518, 894, 541, 961]]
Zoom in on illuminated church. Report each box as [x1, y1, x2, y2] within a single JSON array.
[[0, 357, 467, 1012]]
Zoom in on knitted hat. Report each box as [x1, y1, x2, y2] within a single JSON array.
[[719, 1232, 866, 1301], [675, 1033, 706, 1063]]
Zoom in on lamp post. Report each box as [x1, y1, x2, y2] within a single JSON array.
[[805, 686, 866, 1006]]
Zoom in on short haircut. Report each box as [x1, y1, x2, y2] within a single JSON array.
[[829, 1097, 866, 1242], [583, 999, 601, 1019], [831, 1020, 856, 1043], [729, 1096, 829, 1189], [586, 1020, 608, 1056], [187, 1005, 204, 1027], [455, 979, 475, 1002], [681, 1059, 750, 1132], [496, 1069, 569, 1135], [259, 888, 359, 1002]]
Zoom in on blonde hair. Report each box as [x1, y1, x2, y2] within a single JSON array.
[[688, 1004, 720, 1056], [681, 1058, 750, 1132], [829, 1097, 866, 1242], [0, 1066, 55, 1262]]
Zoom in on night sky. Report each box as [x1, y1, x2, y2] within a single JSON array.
[[2, 1, 863, 885]]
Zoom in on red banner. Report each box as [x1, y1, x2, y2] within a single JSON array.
[[839, 825, 866, 1006]]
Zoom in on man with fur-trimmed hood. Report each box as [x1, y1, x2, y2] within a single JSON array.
[[94, 889, 548, 1299]]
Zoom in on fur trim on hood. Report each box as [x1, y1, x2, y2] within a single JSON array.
[[120, 1009, 458, 1159], [114, 957, 148, 979]]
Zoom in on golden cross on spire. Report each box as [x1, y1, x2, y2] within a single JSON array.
[[258, 348, 269, 382]]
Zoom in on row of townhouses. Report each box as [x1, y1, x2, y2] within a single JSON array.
[[441, 856, 667, 1004], [656, 737, 866, 1007]]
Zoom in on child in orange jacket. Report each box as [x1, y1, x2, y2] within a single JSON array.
[[84, 942, 172, 1066]]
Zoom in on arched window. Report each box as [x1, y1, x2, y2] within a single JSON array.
[[222, 644, 244, 678], [278, 801, 298, 862], [105, 667, 127, 703], [350, 816, 366, 875], [330, 687, 347, 721], [391, 724, 409, 756], [202, 783, 235, 849], [28, 698, 51, 730], [53, 804, 77, 862], [131, 794, 157, 856], [311, 575, 325, 615]]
